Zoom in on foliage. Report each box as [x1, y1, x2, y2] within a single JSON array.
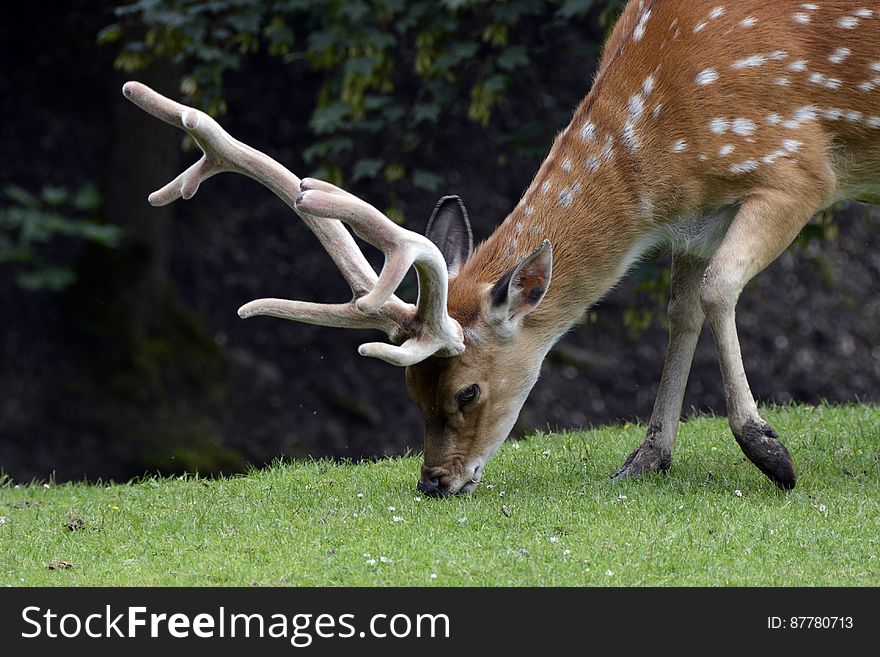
[[102, 0, 625, 194], [0, 184, 120, 291], [1, 404, 878, 586]]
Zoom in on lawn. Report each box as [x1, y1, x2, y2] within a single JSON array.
[[1, 404, 878, 586]]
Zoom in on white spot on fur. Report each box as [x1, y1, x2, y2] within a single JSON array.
[[766, 113, 782, 125], [695, 68, 719, 85], [762, 150, 788, 165], [794, 106, 819, 124], [562, 158, 572, 173], [853, 9, 873, 18], [671, 139, 687, 153], [633, 8, 652, 42], [652, 104, 662, 119], [846, 110, 863, 122], [698, 154, 708, 161], [524, 205, 535, 217], [801, 3, 819, 10], [709, 6, 725, 19], [867, 116, 880, 128], [642, 74, 656, 96], [824, 107, 844, 120], [709, 117, 729, 134], [729, 159, 759, 174], [858, 81, 875, 92], [787, 60, 808, 72], [792, 12, 811, 24], [694, 21, 707, 33], [581, 120, 596, 142], [602, 134, 615, 161], [837, 16, 859, 29], [782, 139, 802, 152], [807, 72, 840, 89], [541, 180, 552, 195], [586, 155, 600, 173], [732, 118, 757, 136], [769, 50, 788, 61], [719, 144, 735, 156], [628, 94, 645, 119], [829, 47, 851, 64], [732, 54, 767, 69], [870, 62, 880, 72], [774, 77, 790, 86], [622, 121, 639, 152], [740, 16, 757, 28], [558, 181, 581, 208]]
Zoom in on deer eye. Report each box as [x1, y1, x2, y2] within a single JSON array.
[[456, 384, 481, 410]]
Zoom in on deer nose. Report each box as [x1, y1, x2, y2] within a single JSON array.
[[417, 477, 442, 497]]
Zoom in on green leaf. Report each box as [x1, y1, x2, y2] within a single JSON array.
[[352, 159, 384, 181], [557, 0, 595, 19], [412, 169, 443, 193], [16, 267, 77, 292], [496, 45, 528, 71]]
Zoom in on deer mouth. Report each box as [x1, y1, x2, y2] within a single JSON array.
[[417, 463, 482, 497]]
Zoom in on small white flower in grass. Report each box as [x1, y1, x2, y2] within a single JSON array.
[[43, 484, 50, 489], [0, 516, 10, 526], [734, 489, 743, 497], [485, 484, 494, 490], [618, 495, 628, 501], [606, 569, 614, 577], [549, 536, 560, 544], [429, 573, 438, 580], [392, 515, 404, 523], [563, 549, 571, 557], [414, 496, 423, 502], [499, 491, 506, 498], [818, 504, 827, 513], [387, 506, 396, 512], [512, 443, 520, 450], [363, 552, 371, 557], [379, 556, 392, 564], [542, 449, 552, 457], [366, 558, 377, 566], [678, 504, 684, 510], [458, 517, 467, 524], [356, 492, 364, 498]]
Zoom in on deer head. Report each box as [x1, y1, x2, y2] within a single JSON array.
[[407, 197, 555, 495]]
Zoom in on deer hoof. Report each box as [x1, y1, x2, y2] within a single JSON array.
[[733, 421, 797, 491], [611, 426, 672, 481]]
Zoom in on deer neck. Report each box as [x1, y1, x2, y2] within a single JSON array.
[[452, 97, 673, 345]]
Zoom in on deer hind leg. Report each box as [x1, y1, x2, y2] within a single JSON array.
[[613, 253, 707, 481], [700, 183, 829, 490]]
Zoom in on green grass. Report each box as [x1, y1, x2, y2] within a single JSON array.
[[1, 404, 878, 586]]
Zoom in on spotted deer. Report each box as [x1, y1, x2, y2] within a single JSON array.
[[124, 0, 880, 496]]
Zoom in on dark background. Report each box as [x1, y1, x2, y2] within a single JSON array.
[[1, 1, 878, 483]]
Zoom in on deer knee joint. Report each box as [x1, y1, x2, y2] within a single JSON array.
[[699, 269, 739, 318]]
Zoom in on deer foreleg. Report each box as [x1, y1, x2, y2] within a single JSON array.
[[613, 253, 707, 480]]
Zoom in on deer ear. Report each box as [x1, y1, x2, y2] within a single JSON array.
[[490, 240, 553, 324], [425, 195, 473, 277]]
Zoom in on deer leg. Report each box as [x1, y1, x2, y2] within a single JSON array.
[[700, 185, 827, 490], [613, 253, 707, 480]]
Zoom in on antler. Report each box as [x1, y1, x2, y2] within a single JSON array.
[[122, 81, 464, 366]]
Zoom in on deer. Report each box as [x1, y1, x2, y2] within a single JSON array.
[[123, 0, 880, 496]]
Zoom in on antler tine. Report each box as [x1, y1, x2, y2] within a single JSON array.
[[296, 182, 465, 364], [121, 81, 386, 302]]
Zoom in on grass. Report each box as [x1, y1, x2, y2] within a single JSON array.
[[1, 404, 878, 586]]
